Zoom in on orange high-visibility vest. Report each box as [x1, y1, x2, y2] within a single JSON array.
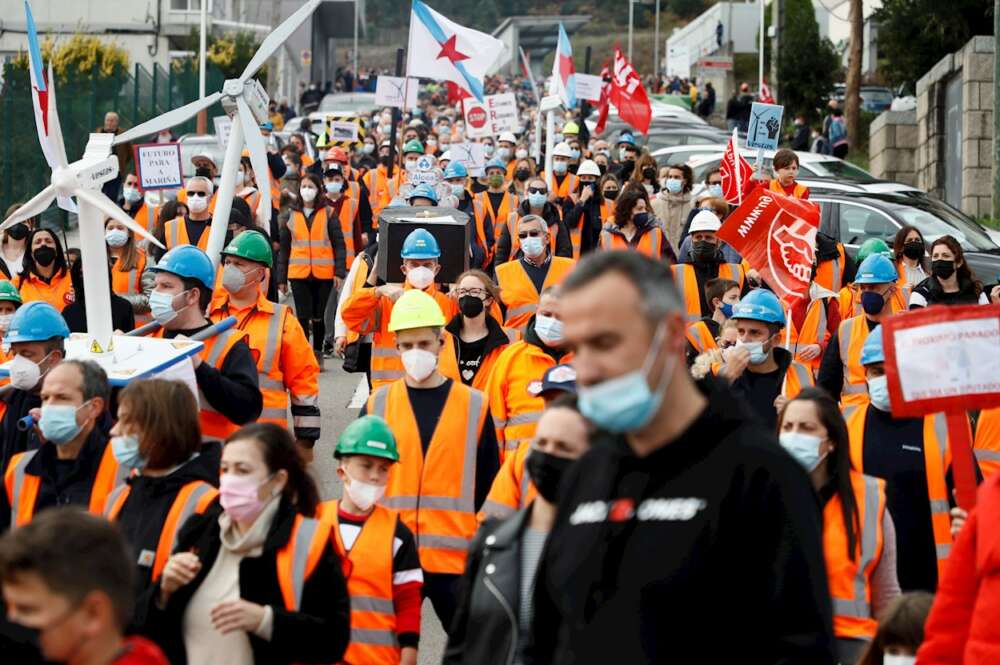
[[369, 380, 488, 574], [815, 243, 846, 293], [176, 190, 218, 214], [467, 328, 517, 393], [845, 405, 955, 580], [320, 502, 402, 665], [478, 438, 537, 522], [782, 360, 815, 399], [768, 179, 809, 199], [111, 250, 150, 325], [541, 172, 579, 199], [496, 257, 576, 333], [4, 444, 122, 528], [474, 191, 519, 241], [599, 225, 668, 260], [468, 197, 493, 263], [685, 320, 718, 356], [288, 208, 336, 280], [164, 218, 210, 251], [328, 197, 360, 270], [17, 271, 74, 311], [837, 284, 909, 320], [600, 200, 615, 224], [787, 297, 833, 375], [104, 480, 218, 582], [363, 167, 402, 220], [671, 263, 745, 321], [974, 407, 1000, 478], [837, 315, 874, 406], [275, 514, 332, 611], [130, 203, 159, 234], [824, 470, 886, 640]]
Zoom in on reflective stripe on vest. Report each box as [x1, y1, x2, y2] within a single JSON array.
[[276, 514, 330, 611], [165, 218, 209, 251], [496, 257, 576, 333], [197, 328, 247, 440], [685, 320, 717, 355], [838, 316, 871, 402], [257, 304, 291, 426], [785, 362, 814, 398], [288, 209, 335, 280]]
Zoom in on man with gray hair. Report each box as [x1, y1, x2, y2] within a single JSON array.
[[496, 214, 576, 334], [155, 175, 215, 259], [0, 360, 119, 532], [532, 251, 835, 664]]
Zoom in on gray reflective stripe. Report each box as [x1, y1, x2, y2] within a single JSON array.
[[505, 439, 521, 451], [293, 415, 322, 428], [480, 500, 516, 519], [788, 363, 812, 390], [507, 411, 542, 427], [932, 412, 948, 465], [260, 407, 289, 420], [815, 300, 828, 345], [291, 394, 318, 407], [649, 230, 661, 257], [8, 451, 37, 526], [839, 317, 855, 363], [599, 230, 613, 250], [459, 390, 484, 512], [929, 499, 950, 514], [493, 418, 507, 429], [261, 304, 285, 374], [831, 256, 842, 292], [372, 347, 400, 358], [505, 329, 518, 343], [937, 543, 952, 559], [289, 517, 321, 610], [520, 463, 532, 506], [259, 376, 284, 390], [167, 220, 180, 247], [382, 495, 467, 511], [350, 628, 399, 647], [103, 484, 130, 517], [371, 370, 404, 380], [124, 267, 140, 296], [289, 257, 335, 265], [351, 595, 395, 613], [508, 304, 537, 318], [206, 329, 238, 367], [843, 384, 868, 394], [842, 404, 861, 421], [975, 449, 1000, 462], [370, 387, 389, 417], [419, 534, 471, 551], [835, 475, 881, 619], [382, 496, 419, 509], [169, 484, 216, 553]]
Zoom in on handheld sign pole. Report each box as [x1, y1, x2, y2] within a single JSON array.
[[946, 410, 979, 509]]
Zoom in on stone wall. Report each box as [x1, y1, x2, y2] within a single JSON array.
[[869, 110, 917, 187]]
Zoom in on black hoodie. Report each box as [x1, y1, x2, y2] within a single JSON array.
[[533, 376, 835, 665], [446, 313, 511, 387], [115, 441, 222, 599]]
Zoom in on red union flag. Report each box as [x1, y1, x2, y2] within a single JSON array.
[[609, 46, 651, 134], [593, 62, 612, 135], [719, 129, 753, 205], [717, 188, 820, 306]]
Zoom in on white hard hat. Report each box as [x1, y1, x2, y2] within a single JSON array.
[[689, 209, 722, 233], [498, 132, 517, 144], [576, 159, 601, 177], [552, 141, 574, 158], [439, 150, 452, 162]]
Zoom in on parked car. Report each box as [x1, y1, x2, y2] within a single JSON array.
[[815, 191, 1000, 283], [651, 143, 728, 167], [828, 84, 895, 113], [319, 92, 378, 115], [687, 149, 901, 189]]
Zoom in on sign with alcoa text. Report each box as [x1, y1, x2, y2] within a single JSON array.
[[882, 304, 1000, 418], [746, 102, 784, 151], [133, 143, 183, 191]]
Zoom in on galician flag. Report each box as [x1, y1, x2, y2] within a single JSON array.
[[548, 23, 576, 108], [406, 0, 505, 102]]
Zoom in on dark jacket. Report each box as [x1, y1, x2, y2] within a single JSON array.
[[137, 497, 351, 665], [446, 313, 511, 371], [494, 201, 572, 268], [532, 376, 836, 665], [444, 507, 534, 665], [910, 275, 984, 308], [563, 197, 605, 257], [115, 442, 222, 599], [0, 388, 41, 474]]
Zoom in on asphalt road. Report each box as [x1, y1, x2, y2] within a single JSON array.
[[313, 357, 448, 665]]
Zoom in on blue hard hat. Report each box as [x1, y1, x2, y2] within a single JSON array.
[[618, 132, 637, 147], [401, 228, 440, 259], [5, 301, 70, 345], [260, 121, 274, 131], [443, 161, 468, 180], [150, 245, 216, 290], [484, 158, 507, 173], [730, 288, 786, 325], [406, 183, 439, 204], [854, 254, 898, 285], [860, 324, 885, 366]]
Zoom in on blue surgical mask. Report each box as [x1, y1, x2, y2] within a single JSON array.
[[533, 314, 563, 346], [325, 181, 343, 194], [149, 289, 187, 326], [552, 161, 568, 175], [553, 132, 563, 143], [779, 432, 827, 471], [521, 235, 546, 258], [363, 143, 375, 154], [579, 322, 674, 434], [497, 147, 511, 161], [569, 148, 581, 160], [719, 302, 734, 318], [867, 375, 891, 411], [450, 184, 465, 197], [105, 229, 129, 248], [860, 291, 885, 316], [736, 339, 769, 365], [40, 402, 89, 446], [665, 179, 683, 194], [528, 192, 547, 208], [111, 434, 146, 470], [122, 187, 143, 203], [483, 144, 495, 156], [708, 184, 724, 199]]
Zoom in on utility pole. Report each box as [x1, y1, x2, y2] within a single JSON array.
[[628, 0, 634, 61], [353, 0, 359, 84], [196, 0, 208, 134], [653, 0, 661, 79], [758, 0, 765, 94]]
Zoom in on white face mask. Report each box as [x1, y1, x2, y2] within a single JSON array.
[[9, 352, 51, 391], [406, 266, 435, 289], [0, 313, 13, 333], [344, 474, 386, 512], [882, 656, 915, 665], [300, 187, 317, 203], [105, 229, 129, 248], [534, 314, 564, 346], [401, 348, 438, 382], [515, 148, 528, 160], [187, 195, 208, 214]]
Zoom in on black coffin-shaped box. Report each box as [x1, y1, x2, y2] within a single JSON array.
[[377, 206, 470, 284]]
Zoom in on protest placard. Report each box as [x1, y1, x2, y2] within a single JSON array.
[[133, 143, 183, 190]]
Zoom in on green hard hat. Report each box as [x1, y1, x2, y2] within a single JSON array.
[[335, 416, 400, 462], [402, 139, 425, 155], [221, 230, 273, 268], [0, 280, 22, 305], [856, 238, 892, 264]]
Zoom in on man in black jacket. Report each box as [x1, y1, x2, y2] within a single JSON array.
[[533, 251, 835, 664]]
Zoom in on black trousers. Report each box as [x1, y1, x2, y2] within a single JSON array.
[[423, 572, 460, 634], [289, 278, 333, 351]]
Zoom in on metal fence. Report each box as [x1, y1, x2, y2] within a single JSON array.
[[0, 60, 226, 226]]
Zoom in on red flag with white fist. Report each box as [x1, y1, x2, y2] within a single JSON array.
[[609, 46, 651, 134], [719, 129, 753, 205]]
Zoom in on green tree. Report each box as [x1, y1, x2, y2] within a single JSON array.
[[175, 30, 267, 85], [873, 0, 990, 89], [777, 0, 840, 120]]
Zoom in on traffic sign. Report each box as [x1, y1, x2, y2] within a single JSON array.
[[746, 102, 784, 151]]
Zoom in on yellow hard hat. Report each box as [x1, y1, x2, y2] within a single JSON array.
[[563, 121, 580, 135], [388, 290, 446, 332], [240, 148, 251, 159]]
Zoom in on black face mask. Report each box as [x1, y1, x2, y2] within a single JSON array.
[[526, 450, 574, 503], [902, 240, 924, 260], [379, 155, 392, 167], [641, 167, 656, 180], [514, 168, 531, 182], [195, 166, 213, 178], [692, 240, 717, 262], [33, 246, 56, 267], [7, 223, 29, 241], [598, 164, 608, 175], [459, 295, 485, 318], [633, 212, 650, 227], [603, 189, 619, 200], [931, 259, 956, 280]]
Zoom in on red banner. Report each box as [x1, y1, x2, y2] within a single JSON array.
[[609, 46, 651, 134], [593, 62, 612, 136], [717, 188, 819, 306], [719, 131, 752, 205]]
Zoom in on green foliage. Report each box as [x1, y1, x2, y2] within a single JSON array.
[[7, 34, 129, 82], [873, 0, 990, 89], [174, 29, 267, 85], [776, 0, 840, 120]]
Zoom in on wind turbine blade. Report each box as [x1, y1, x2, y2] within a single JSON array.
[[56, 195, 78, 214], [240, 0, 321, 82], [75, 189, 166, 250], [113, 91, 223, 145], [0, 186, 56, 230], [237, 99, 272, 221], [46, 63, 69, 169]]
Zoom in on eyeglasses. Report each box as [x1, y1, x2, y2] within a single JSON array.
[[454, 288, 488, 298], [527, 187, 547, 195], [186, 191, 208, 198], [518, 231, 543, 239]]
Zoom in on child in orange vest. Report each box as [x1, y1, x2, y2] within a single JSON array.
[[768, 148, 811, 199], [318, 416, 422, 665]]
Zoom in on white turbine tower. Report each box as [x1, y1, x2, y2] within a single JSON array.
[[0, 74, 163, 355], [112, 0, 322, 268]]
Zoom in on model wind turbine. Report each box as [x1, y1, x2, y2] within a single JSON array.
[[112, 0, 322, 268]]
